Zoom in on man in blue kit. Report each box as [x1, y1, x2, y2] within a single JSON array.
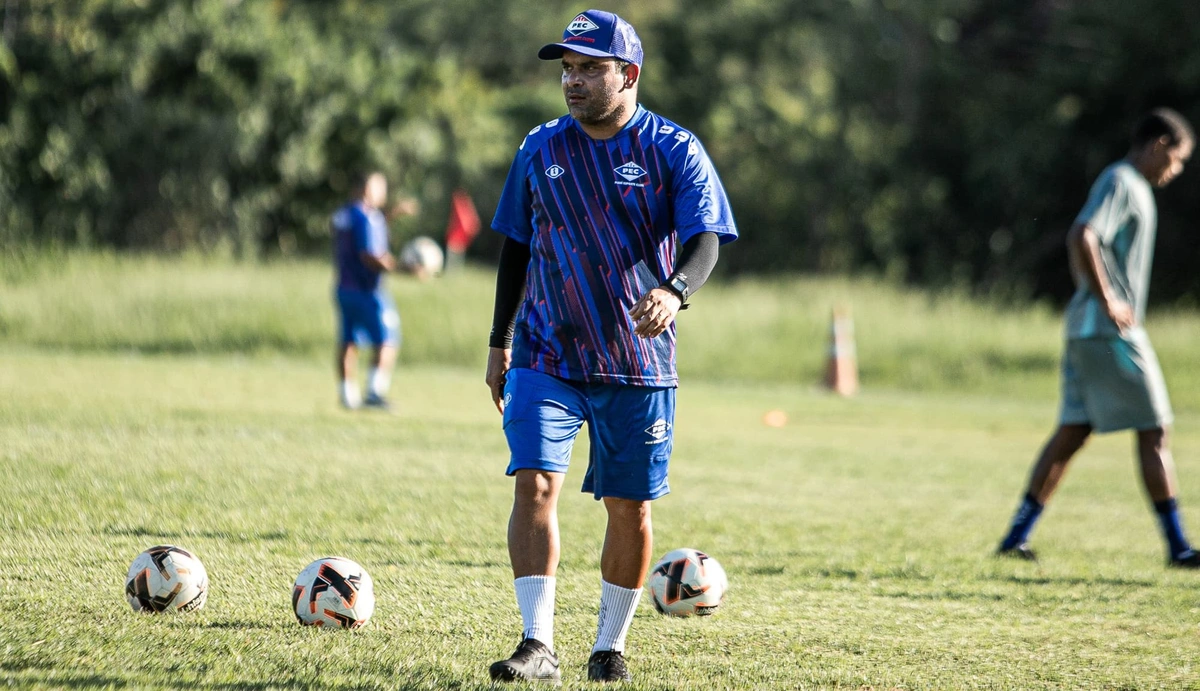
[[332, 171, 401, 411], [484, 10, 737, 684]]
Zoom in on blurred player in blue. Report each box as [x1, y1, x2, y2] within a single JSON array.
[[484, 10, 737, 684], [332, 171, 402, 411], [997, 109, 1198, 567]]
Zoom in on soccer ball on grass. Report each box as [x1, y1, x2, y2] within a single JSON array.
[[124, 545, 209, 613], [647, 548, 727, 617], [292, 557, 375, 628]]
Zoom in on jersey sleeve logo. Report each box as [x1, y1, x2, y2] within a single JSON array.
[[545, 165, 565, 179], [657, 125, 675, 135], [568, 14, 600, 35], [614, 161, 648, 184]]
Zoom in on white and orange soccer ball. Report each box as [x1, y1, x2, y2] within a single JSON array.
[[124, 545, 209, 614], [399, 236, 444, 276], [647, 548, 728, 617], [292, 557, 375, 628]]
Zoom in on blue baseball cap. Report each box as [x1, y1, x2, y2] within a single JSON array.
[[538, 10, 643, 67]]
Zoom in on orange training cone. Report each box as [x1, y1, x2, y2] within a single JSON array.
[[823, 307, 859, 396]]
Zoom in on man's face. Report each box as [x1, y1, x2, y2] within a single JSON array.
[[364, 174, 388, 208], [561, 51, 630, 126], [1145, 137, 1193, 187]]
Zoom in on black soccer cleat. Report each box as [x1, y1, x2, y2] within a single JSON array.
[[362, 393, 393, 412], [1168, 551, 1200, 568], [488, 638, 560, 684], [587, 650, 632, 683], [996, 543, 1038, 562]]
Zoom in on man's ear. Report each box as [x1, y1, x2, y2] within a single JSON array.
[[622, 64, 640, 90]]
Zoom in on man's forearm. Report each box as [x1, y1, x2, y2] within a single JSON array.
[[489, 238, 531, 348], [1067, 224, 1115, 304]]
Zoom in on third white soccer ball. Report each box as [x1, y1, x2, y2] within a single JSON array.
[[648, 548, 727, 617], [125, 545, 209, 614], [292, 557, 375, 628], [400, 236, 444, 276]]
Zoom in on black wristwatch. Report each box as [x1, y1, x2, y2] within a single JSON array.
[[662, 274, 689, 303]]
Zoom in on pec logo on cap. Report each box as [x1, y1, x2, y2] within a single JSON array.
[[567, 14, 600, 35], [614, 162, 647, 182], [545, 165, 565, 179]]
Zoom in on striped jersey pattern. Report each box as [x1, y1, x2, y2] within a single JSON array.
[[492, 105, 737, 387]]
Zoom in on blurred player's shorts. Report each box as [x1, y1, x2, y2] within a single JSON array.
[[1059, 327, 1173, 433], [336, 288, 400, 347]]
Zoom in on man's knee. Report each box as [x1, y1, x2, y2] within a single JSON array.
[[603, 497, 652, 527], [1138, 426, 1169, 454], [514, 470, 562, 507]]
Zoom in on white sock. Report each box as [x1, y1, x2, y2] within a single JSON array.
[[339, 380, 361, 408], [593, 580, 641, 654], [368, 367, 391, 398], [514, 575, 556, 650]]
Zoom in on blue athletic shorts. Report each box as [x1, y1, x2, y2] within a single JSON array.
[[335, 288, 400, 347], [502, 367, 676, 501]]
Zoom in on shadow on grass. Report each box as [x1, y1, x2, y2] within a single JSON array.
[[1000, 574, 1156, 588], [10, 669, 468, 691], [102, 525, 290, 542]]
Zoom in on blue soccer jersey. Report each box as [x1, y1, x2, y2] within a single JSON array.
[[332, 202, 389, 294], [492, 105, 738, 387]]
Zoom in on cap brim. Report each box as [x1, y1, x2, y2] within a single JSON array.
[[537, 43, 619, 61]]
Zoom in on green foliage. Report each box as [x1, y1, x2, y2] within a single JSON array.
[[4, 350, 1200, 689], [3, 1, 1200, 300]]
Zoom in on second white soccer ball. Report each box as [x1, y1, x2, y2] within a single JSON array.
[[647, 548, 727, 617], [400, 236, 444, 276], [292, 557, 375, 628]]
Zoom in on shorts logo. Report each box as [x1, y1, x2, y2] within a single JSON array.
[[644, 419, 671, 445], [614, 161, 647, 187], [567, 14, 599, 35], [545, 165, 565, 179], [503, 392, 512, 408]]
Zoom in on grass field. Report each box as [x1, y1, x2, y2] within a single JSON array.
[[4, 342, 1200, 690]]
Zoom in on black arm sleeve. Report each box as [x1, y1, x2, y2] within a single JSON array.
[[488, 237, 531, 349], [668, 231, 720, 295]]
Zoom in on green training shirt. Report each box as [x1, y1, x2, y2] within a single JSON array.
[[1064, 161, 1157, 340]]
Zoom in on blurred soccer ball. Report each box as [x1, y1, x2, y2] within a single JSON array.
[[647, 548, 727, 617], [400, 236, 444, 276], [292, 557, 375, 628], [125, 545, 209, 613]]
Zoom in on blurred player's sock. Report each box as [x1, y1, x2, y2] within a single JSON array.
[[514, 575, 555, 651], [339, 380, 361, 409], [999, 493, 1044, 551], [593, 580, 641, 654], [368, 367, 391, 399], [1154, 497, 1194, 561]]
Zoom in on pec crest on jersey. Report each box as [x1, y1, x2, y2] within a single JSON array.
[[614, 161, 647, 184]]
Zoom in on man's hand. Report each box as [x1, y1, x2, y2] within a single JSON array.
[[1105, 298, 1136, 333], [629, 287, 682, 339], [486, 347, 512, 414]]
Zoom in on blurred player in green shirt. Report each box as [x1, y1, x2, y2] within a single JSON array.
[[997, 108, 1198, 567]]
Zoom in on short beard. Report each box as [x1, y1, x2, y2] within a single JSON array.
[[571, 100, 628, 130]]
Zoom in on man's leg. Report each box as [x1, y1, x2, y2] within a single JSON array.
[[1137, 427, 1198, 564], [364, 344, 397, 407], [336, 342, 361, 409], [998, 423, 1092, 555], [490, 469, 566, 682], [584, 497, 651, 683]]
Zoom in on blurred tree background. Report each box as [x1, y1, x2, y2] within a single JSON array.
[[2, 0, 1198, 303]]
